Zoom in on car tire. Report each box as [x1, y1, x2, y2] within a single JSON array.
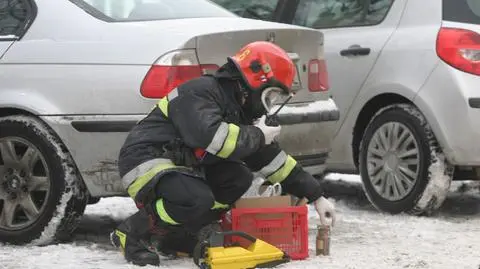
[[358, 104, 453, 216], [87, 196, 101, 205], [0, 115, 88, 245]]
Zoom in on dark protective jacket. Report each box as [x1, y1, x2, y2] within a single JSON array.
[[118, 65, 324, 203]]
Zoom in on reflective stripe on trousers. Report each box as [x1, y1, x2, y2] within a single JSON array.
[[122, 158, 178, 198], [155, 198, 179, 225], [122, 158, 230, 225], [154, 199, 229, 226]]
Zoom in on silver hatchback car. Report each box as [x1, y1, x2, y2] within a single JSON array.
[[0, 0, 337, 245], [214, 0, 480, 215]]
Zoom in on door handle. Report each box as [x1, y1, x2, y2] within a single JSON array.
[[340, 46, 371, 57]]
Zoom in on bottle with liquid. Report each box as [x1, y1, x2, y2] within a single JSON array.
[[316, 225, 330, 256]]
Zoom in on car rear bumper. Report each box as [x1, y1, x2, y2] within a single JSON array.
[[41, 107, 336, 197], [415, 61, 480, 165]]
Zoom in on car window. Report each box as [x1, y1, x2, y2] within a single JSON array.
[[0, 0, 30, 37], [365, 0, 393, 24], [443, 0, 480, 25], [293, 0, 393, 29], [210, 0, 280, 21], [69, 0, 236, 22]]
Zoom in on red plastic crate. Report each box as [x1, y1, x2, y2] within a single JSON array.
[[221, 206, 309, 260]]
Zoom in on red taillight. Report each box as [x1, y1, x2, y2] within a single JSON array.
[[140, 49, 219, 98], [436, 27, 480, 76], [308, 59, 329, 92]]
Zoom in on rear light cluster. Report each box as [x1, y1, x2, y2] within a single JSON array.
[[308, 59, 329, 92], [436, 27, 480, 76], [141, 49, 219, 98], [140, 49, 330, 98]]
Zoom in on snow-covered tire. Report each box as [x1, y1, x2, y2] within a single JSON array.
[[0, 115, 88, 245], [358, 104, 453, 216]]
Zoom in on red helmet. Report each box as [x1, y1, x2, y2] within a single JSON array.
[[228, 41, 296, 93]]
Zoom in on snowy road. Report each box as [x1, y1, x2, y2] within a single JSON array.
[[1, 174, 480, 269]]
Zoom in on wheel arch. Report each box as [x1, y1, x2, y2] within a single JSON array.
[[0, 107, 36, 117], [0, 107, 88, 196], [0, 90, 63, 116], [352, 93, 413, 169]]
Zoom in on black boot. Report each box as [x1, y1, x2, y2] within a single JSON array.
[[111, 208, 200, 265], [192, 221, 223, 267], [156, 227, 198, 257], [110, 209, 164, 266], [196, 221, 223, 243]]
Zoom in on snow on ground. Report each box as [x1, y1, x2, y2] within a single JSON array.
[[1, 174, 480, 269]]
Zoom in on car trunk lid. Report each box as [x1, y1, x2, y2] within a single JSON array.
[[194, 19, 329, 103]]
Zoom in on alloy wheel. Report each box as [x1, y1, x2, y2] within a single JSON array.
[[0, 137, 51, 231], [366, 122, 420, 201]]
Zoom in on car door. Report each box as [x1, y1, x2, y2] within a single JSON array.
[[291, 0, 402, 136], [0, 0, 34, 59]]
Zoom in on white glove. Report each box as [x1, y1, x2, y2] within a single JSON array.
[[254, 115, 281, 144], [314, 197, 336, 227]]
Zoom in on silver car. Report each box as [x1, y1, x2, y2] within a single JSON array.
[[0, 0, 338, 245], [214, 0, 480, 215]]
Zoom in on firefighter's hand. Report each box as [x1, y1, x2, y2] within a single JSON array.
[[254, 115, 281, 144], [314, 197, 336, 227]]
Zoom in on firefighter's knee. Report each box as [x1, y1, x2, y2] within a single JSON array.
[[154, 196, 214, 225], [153, 177, 215, 226], [237, 172, 253, 195], [154, 198, 180, 225], [205, 161, 254, 205]]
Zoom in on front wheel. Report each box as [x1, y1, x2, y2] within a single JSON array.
[[359, 104, 453, 215]]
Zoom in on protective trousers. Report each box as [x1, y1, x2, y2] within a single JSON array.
[[151, 160, 253, 233], [114, 159, 253, 258]]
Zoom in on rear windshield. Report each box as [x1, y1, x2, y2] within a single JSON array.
[[443, 0, 480, 25], [69, 0, 237, 22]]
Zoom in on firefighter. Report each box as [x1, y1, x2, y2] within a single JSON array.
[[110, 41, 336, 266]]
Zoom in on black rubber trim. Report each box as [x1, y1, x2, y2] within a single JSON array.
[[68, 0, 115, 22], [294, 153, 328, 167], [452, 167, 477, 181], [71, 120, 137, 132], [468, 98, 480, 108]]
